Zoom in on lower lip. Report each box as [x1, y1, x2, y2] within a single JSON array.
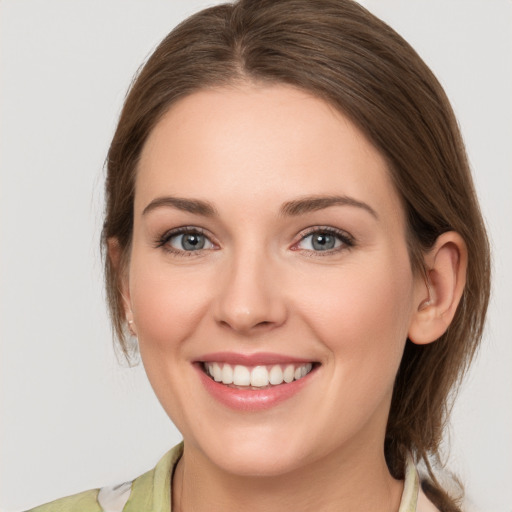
[[195, 364, 316, 411]]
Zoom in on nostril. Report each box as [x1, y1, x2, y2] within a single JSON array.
[[218, 319, 274, 332]]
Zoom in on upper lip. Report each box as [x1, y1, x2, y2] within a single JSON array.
[[197, 352, 316, 366]]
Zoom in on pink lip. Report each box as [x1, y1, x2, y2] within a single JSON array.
[[198, 351, 313, 366], [194, 354, 318, 412]]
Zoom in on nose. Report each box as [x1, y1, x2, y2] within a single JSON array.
[[213, 249, 287, 335]]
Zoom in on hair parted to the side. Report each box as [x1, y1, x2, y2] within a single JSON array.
[[102, 1, 490, 510]]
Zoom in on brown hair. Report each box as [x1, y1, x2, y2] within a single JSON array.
[[102, 1, 490, 509]]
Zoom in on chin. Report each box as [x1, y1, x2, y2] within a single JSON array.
[[206, 443, 307, 478], [185, 421, 322, 478]]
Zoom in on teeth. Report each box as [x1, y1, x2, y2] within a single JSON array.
[[221, 364, 233, 384], [204, 362, 314, 388], [250, 366, 269, 387], [269, 365, 284, 385], [212, 363, 222, 382], [283, 365, 295, 383], [233, 365, 251, 386]]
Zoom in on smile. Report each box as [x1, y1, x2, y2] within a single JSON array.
[[195, 353, 319, 411], [203, 362, 314, 388]]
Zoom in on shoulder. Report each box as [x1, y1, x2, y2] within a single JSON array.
[[25, 443, 183, 512], [25, 488, 102, 512], [25, 481, 134, 512]]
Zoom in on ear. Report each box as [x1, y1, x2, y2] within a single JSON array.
[[408, 231, 467, 345], [107, 237, 136, 333]]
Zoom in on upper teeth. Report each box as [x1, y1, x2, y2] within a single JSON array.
[[204, 362, 313, 388]]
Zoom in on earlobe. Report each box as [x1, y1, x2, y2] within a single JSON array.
[[408, 232, 467, 345], [107, 237, 136, 334]]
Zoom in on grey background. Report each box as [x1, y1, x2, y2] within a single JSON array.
[[1, 1, 511, 511]]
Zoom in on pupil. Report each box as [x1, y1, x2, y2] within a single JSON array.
[[183, 233, 205, 250], [312, 234, 335, 251]]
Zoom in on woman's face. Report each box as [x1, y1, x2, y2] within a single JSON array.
[[125, 84, 425, 476]]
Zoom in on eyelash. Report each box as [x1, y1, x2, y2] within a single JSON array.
[[154, 226, 355, 257], [293, 226, 355, 256], [154, 226, 215, 257]]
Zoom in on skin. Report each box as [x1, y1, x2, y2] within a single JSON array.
[[118, 84, 464, 511]]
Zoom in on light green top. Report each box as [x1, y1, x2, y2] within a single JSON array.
[[26, 443, 420, 512]]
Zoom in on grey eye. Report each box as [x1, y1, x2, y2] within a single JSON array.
[[170, 232, 213, 251], [298, 232, 343, 251]]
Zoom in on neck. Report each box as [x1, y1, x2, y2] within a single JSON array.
[[172, 441, 403, 512]]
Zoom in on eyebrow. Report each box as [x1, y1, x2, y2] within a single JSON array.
[[142, 194, 378, 219], [142, 197, 218, 217], [280, 195, 378, 219]]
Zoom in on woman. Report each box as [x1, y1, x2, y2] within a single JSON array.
[[25, 0, 491, 511]]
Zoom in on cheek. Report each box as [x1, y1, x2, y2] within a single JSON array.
[[294, 256, 415, 380], [128, 256, 212, 356]]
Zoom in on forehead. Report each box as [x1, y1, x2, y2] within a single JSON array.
[[136, 84, 403, 224]]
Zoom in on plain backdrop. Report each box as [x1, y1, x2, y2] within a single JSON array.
[[1, 1, 511, 511]]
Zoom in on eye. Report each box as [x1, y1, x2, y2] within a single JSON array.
[[157, 228, 215, 254], [295, 228, 354, 253]]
